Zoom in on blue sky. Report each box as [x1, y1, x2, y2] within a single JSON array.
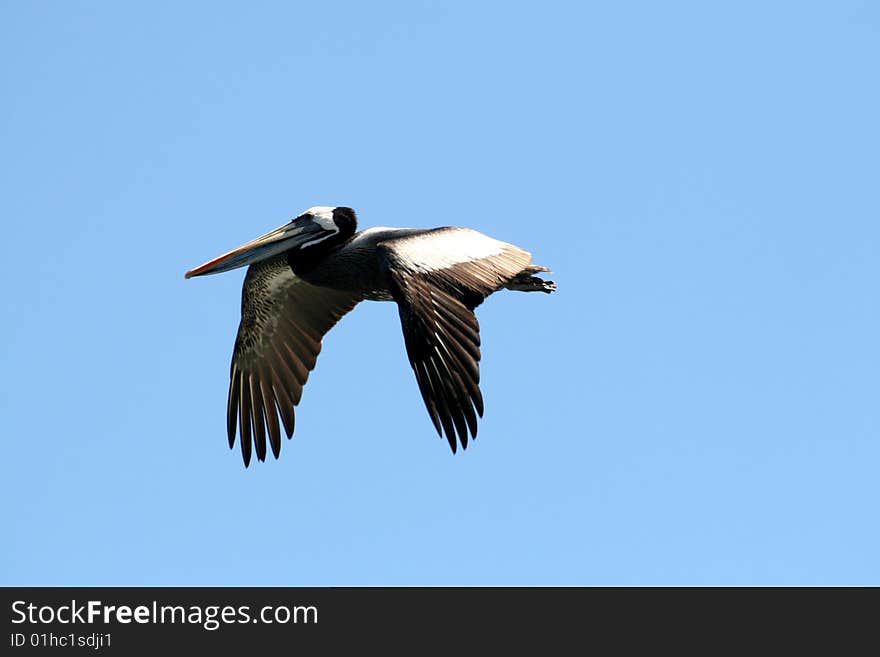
[[2, 2, 878, 585]]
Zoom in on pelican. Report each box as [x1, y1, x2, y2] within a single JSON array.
[[186, 206, 555, 466]]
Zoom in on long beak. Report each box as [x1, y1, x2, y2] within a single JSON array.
[[185, 218, 328, 279]]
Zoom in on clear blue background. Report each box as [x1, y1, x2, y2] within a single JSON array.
[[2, 1, 878, 585]]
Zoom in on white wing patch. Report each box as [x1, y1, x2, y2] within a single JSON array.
[[392, 228, 506, 273]]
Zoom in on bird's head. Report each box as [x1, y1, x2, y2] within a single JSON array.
[[185, 206, 358, 278]]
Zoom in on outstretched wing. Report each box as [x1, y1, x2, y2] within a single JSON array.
[[378, 227, 537, 452], [228, 256, 361, 466]]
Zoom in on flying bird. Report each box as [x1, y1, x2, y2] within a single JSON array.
[[186, 206, 555, 466]]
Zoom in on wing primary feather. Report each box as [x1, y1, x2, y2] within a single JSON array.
[[447, 364, 479, 440], [267, 366, 296, 438], [249, 374, 267, 462], [276, 341, 311, 386], [227, 365, 241, 449], [429, 355, 470, 449], [433, 329, 479, 381], [280, 320, 322, 370], [433, 332, 483, 417], [268, 343, 307, 404], [434, 291, 480, 333], [260, 377, 282, 459], [426, 357, 461, 452], [413, 360, 443, 436], [420, 358, 457, 452], [239, 371, 253, 467], [434, 309, 481, 360]]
